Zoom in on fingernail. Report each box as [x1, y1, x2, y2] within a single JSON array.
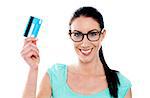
[[32, 40, 36, 45]]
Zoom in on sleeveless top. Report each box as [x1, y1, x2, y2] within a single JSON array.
[[47, 63, 132, 98]]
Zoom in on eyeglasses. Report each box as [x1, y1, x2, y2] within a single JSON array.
[[69, 29, 102, 42]]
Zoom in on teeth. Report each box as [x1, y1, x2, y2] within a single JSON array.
[[80, 49, 92, 55]]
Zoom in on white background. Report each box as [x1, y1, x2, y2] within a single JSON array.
[[0, 0, 150, 98]]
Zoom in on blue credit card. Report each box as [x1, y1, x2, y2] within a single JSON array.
[[24, 16, 42, 38]]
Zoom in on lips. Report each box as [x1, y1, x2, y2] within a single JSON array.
[[79, 48, 93, 56]]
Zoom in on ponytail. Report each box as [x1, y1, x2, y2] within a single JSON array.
[[99, 47, 120, 98]]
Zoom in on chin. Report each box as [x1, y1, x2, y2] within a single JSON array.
[[78, 54, 95, 63]]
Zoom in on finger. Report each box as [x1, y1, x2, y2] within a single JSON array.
[[25, 37, 37, 42], [21, 43, 39, 56], [32, 41, 36, 45], [24, 50, 39, 60], [24, 40, 37, 47], [23, 42, 39, 53], [23, 42, 39, 52], [24, 54, 39, 69], [24, 37, 38, 46], [21, 46, 39, 58]]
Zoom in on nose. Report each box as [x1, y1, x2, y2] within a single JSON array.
[[80, 35, 90, 47]]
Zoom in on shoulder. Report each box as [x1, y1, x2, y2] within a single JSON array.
[[48, 63, 66, 70], [117, 72, 132, 87], [47, 63, 67, 75], [117, 72, 132, 97], [47, 63, 67, 91], [47, 63, 67, 78]]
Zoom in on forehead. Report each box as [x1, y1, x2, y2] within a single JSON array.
[[70, 16, 100, 32]]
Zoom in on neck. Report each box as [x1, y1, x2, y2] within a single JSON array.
[[75, 56, 105, 76]]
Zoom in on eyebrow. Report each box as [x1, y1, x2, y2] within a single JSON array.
[[71, 29, 100, 33]]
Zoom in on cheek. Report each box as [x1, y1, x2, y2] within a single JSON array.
[[73, 43, 80, 51], [93, 41, 102, 50], [92, 41, 102, 55]]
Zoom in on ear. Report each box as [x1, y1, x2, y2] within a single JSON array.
[[100, 29, 106, 41]]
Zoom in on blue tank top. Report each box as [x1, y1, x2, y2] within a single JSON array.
[[47, 64, 132, 98]]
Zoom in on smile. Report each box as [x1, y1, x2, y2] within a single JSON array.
[[79, 48, 93, 56]]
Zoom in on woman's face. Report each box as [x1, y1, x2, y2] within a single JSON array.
[[70, 16, 106, 63]]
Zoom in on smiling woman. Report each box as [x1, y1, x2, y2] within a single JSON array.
[[69, 16, 103, 63], [21, 6, 132, 98]]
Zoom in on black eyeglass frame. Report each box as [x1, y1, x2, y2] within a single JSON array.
[[69, 29, 102, 42]]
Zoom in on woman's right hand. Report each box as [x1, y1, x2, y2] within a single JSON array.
[[21, 37, 40, 70]]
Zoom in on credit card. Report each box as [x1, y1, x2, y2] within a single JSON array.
[[24, 16, 42, 38]]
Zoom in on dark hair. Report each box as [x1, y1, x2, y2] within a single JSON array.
[[69, 6, 120, 98]]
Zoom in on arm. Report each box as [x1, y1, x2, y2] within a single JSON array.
[[37, 73, 51, 98], [124, 88, 132, 98], [21, 37, 51, 98], [22, 69, 38, 98], [22, 70, 52, 98]]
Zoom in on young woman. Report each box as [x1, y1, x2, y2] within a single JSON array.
[[21, 6, 132, 98]]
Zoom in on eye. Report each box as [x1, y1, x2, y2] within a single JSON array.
[[88, 31, 99, 36], [73, 32, 82, 37]]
